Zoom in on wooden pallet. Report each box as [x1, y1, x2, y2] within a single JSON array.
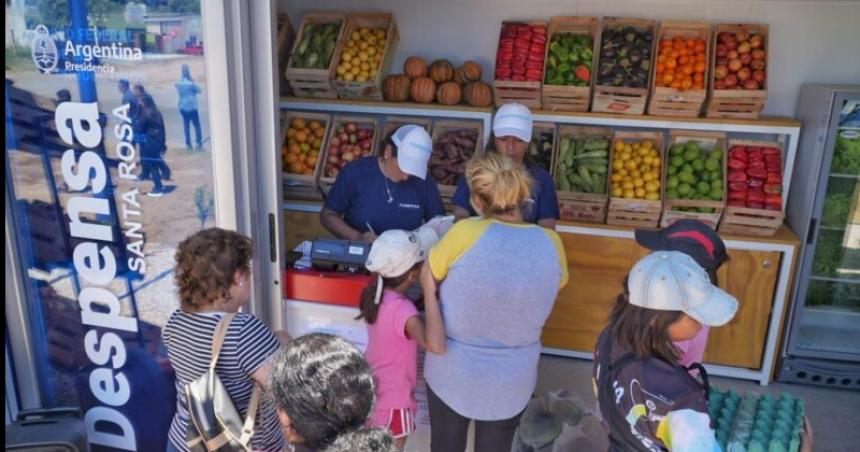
[[493, 20, 547, 109], [285, 13, 345, 99], [718, 206, 784, 237], [541, 16, 599, 112], [376, 116, 433, 156], [647, 20, 711, 118], [318, 115, 380, 194], [591, 17, 656, 115], [607, 130, 665, 228], [706, 23, 769, 119], [660, 130, 727, 228], [332, 13, 399, 100], [281, 111, 330, 196], [429, 119, 485, 198], [552, 125, 613, 223]]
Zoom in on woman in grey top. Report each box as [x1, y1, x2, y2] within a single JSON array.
[[421, 154, 569, 452]]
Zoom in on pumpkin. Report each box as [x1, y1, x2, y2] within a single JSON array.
[[454, 60, 483, 85], [463, 81, 493, 107], [403, 56, 428, 79], [436, 82, 462, 105], [428, 59, 455, 84], [410, 77, 437, 103], [383, 74, 411, 102]]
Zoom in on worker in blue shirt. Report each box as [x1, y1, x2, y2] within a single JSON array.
[[452, 103, 560, 229], [321, 125, 445, 242]]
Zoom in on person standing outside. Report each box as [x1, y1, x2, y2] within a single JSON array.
[[420, 153, 568, 452], [136, 95, 170, 196], [175, 64, 203, 150]]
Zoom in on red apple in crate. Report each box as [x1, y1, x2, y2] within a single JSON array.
[[714, 65, 729, 80], [324, 122, 375, 177], [728, 59, 743, 72], [752, 70, 766, 83], [716, 44, 728, 58], [740, 53, 753, 65], [724, 74, 738, 88], [750, 35, 764, 49], [737, 67, 751, 81], [744, 79, 760, 90], [727, 50, 739, 60]]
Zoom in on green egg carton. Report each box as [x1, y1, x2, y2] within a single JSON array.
[[709, 388, 805, 452]]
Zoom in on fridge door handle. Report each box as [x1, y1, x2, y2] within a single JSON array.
[[806, 218, 817, 245]]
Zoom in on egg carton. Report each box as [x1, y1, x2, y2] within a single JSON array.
[[708, 389, 804, 452]]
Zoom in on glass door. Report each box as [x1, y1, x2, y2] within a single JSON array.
[[792, 97, 860, 359]]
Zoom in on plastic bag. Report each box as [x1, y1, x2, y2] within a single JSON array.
[[511, 389, 608, 452]]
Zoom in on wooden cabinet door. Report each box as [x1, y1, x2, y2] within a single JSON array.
[[704, 249, 780, 369], [542, 233, 645, 352]]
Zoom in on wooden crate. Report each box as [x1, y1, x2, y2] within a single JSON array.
[[277, 13, 296, 96], [530, 121, 557, 173], [718, 139, 785, 236], [492, 21, 547, 109], [647, 20, 711, 118], [376, 116, 433, 156], [429, 119, 485, 198], [281, 111, 330, 201], [706, 24, 769, 119], [318, 115, 380, 195], [332, 13, 399, 100], [660, 130, 727, 228], [541, 16, 599, 112], [285, 13, 345, 99], [607, 130, 665, 228], [552, 125, 613, 223], [591, 18, 657, 115]]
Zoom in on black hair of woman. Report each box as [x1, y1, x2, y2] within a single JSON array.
[[269, 333, 396, 451], [356, 263, 420, 324]]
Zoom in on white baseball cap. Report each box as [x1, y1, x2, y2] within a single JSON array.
[[628, 251, 738, 327], [365, 230, 432, 279], [493, 103, 533, 143], [393, 125, 433, 180]]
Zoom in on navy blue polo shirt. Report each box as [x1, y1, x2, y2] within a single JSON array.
[[452, 164, 560, 224], [325, 156, 445, 234]]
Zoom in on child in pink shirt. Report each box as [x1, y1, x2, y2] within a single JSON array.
[[358, 229, 436, 450]]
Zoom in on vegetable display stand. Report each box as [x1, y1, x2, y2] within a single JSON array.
[[647, 20, 711, 118], [660, 130, 726, 228], [606, 130, 664, 228], [541, 16, 599, 112], [429, 119, 484, 198], [718, 139, 785, 237], [318, 116, 379, 196], [552, 125, 613, 223], [706, 24, 769, 119], [376, 115, 433, 155], [591, 17, 656, 115], [285, 13, 345, 99], [529, 121, 557, 173], [331, 13, 399, 101], [492, 21, 548, 109], [282, 111, 331, 201]]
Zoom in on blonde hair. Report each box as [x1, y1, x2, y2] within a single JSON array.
[[466, 153, 534, 217]]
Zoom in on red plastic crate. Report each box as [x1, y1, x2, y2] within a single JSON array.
[[283, 268, 371, 308]]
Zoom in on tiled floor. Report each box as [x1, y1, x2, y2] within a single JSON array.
[[535, 355, 860, 452]]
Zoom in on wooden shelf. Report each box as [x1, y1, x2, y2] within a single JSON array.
[[281, 96, 493, 115]]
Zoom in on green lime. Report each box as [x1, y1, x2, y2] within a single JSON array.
[[705, 158, 720, 172], [670, 144, 686, 156], [667, 189, 679, 199], [697, 181, 711, 194], [709, 189, 723, 200], [668, 175, 680, 189], [671, 156, 685, 168], [681, 163, 694, 174], [685, 141, 701, 153], [692, 159, 705, 172], [701, 171, 712, 182], [677, 183, 692, 196], [679, 172, 696, 184], [711, 179, 723, 190], [710, 170, 722, 181], [711, 149, 723, 160], [684, 148, 701, 162], [667, 165, 678, 175]]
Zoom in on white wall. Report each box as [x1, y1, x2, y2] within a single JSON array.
[[279, 0, 860, 117]]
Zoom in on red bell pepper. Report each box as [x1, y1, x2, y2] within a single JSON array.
[[728, 158, 747, 170], [766, 172, 782, 184], [764, 183, 782, 194], [728, 199, 746, 207], [746, 167, 767, 179], [527, 52, 545, 62], [746, 160, 766, 172], [525, 68, 543, 80], [729, 181, 749, 192], [728, 190, 747, 201], [728, 145, 747, 155], [763, 147, 781, 156], [532, 34, 547, 44], [728, 170, 748, 182], [575, 65, 591, 82], [747, 189, 765, 203], [530, 43, 545, 54], [765, 193, 782, 205], [729, 150, 748, 161], [748, 177, 765, 188], [512, 74, 526, 81]]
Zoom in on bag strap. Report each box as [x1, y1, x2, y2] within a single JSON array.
[[210, 312, 237, 369], [238, 383, 262, 444]]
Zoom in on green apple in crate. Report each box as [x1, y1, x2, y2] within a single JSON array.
[[665, 140, 724, 213]]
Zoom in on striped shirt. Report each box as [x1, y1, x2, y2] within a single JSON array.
[[163, 310, 283, 451]]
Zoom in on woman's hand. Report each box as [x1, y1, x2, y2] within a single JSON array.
[[799, 417, 814, 452], [420, 261, 446, 354]]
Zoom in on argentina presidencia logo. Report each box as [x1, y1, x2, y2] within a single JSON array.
[[32, 25, 59, 73]]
